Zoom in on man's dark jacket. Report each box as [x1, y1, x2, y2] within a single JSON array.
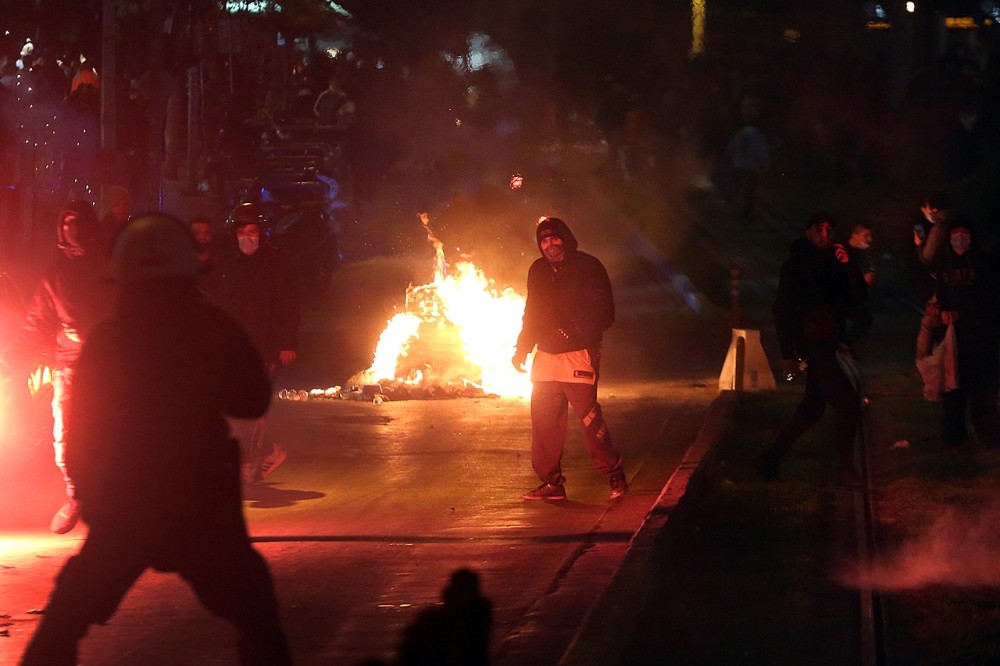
[[217, 245, 299, 364], [515, 219, 615, 356], [773, 237, 853, 360]]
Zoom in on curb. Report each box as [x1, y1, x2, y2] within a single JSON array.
[[558, 390, 741, 665]]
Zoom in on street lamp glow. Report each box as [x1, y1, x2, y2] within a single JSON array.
[[906, 2, 916, 12]]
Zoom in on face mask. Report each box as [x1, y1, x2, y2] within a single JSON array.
[[950, 232, 971, 255], [238, 236, 259, 255]]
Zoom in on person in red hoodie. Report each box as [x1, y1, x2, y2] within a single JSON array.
[[511, 217, 626, 502]]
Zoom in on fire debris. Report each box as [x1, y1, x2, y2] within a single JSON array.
[[277, 379, 500, 404]]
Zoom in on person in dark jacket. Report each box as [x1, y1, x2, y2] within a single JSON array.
[[834, 219, 875, 358], [930, 218, 1000, 448], [9, 201, 114, 533], [511, 217, 626, 501], [217, 206, 299, 483], [759, 212, 862, 487], [19, 214, 292, 666]]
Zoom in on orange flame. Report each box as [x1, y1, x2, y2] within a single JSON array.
[[358, 214, 531, 397]]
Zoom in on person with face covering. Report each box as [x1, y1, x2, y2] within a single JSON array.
[[217, 208, 298, 483], [511, 217, 626, 502], [929, 218, 1000, 448], [7, 201, 114, 533], [759, 212, 862, 487]]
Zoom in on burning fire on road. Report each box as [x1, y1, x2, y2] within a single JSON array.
[[281, 214, 532, 403]]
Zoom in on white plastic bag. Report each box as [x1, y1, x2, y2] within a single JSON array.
[[915, 322, 959, 401]]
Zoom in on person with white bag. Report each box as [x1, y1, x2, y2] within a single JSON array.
[[928, 218, 1000, 449]]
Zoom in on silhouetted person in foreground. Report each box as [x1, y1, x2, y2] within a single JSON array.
[[20, 214, 291, 666], [396, 568, 492, 666]]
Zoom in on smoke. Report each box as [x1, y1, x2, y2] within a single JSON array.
[[841, 500, 1000, 590]]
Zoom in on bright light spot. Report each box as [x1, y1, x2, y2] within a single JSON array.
[[906, 2, 915, 12], [690, 0, 705, 57], [224, 0, 277, 13], [326, 1, 351, 18]]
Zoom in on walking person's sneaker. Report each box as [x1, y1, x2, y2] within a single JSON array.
[[50, 499, 81, 534], [522, 483, 567, 501], [609, 472, 628, 500], [253, 444, 288, 482]]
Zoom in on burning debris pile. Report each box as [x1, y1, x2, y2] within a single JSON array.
[[280, 214, 532, 403]]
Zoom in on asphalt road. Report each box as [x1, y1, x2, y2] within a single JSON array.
[[0, 219, 733, 664]]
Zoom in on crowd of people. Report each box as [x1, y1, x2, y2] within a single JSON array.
[[759, 192, 1000, 487], [0, 192, 300, 537]]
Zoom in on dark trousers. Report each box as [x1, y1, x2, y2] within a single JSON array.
[[771, 343, 860, 470], [942, 323, 1000, 446], [20, 525, 291, 666], [530, 380, 622, 485]]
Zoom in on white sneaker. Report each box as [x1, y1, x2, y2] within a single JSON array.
[[50, 499, 81, 534], [254, 445, 287, 482]]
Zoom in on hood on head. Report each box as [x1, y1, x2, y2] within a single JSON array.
[[57, 200, 102, 256], [535, 217, 578, 256]]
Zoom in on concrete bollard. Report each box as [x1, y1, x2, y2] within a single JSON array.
[[718, 328, 775, 392]]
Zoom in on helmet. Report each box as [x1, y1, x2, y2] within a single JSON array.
[[227, 202, 267, 232], [112, 214, 201, 281]]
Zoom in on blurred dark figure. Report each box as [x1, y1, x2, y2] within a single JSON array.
[[6, 202, 113, 534], [217, 207, 298, 483], [760, 213, 861, 487], [397, 568, 492, 666], [19, 215, 292, 666], [100, 185, 133, 249], [189, 215, 224, 302], [834, 220, 875, 359], [912, 192, 954, 359], [313, 75, 354, 126], [928, 218, 1000, 448], [725, 100, 769, 225]]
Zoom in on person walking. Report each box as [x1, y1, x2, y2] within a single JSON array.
[[511, 216, 626, 501], [759, 212, 862, 487], [19, 214, 292, 666], [8, 201, 113, 533], [217, 205, 298, 483]]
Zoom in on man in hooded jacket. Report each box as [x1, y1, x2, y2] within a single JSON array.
[[8, 201, 114, 533], [19, 214, 291, 666], [760, 212, 861, 487], [511, 217, 626, 501]]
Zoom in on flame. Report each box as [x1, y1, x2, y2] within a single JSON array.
[[357, 214, 531, 397]]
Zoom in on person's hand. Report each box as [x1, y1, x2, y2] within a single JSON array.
[[511, 348, 528, 373], [913, 229, 924, 247], [863, 270, 875, 286], [941, 311, 959, 326], [279, 350, 297, 366], [782, 358, 800, 382], [833, 244, 849, 264]]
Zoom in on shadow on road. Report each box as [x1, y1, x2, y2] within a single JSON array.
[[243, 484, 326, 508]]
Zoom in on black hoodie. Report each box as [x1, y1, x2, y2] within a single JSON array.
[[515, 218, 615, 356], [773, 236, 853, 360]]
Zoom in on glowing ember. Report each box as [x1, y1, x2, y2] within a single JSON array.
[[355, 214, 531, 398]]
